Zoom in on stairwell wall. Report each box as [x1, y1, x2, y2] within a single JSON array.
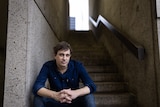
[[34, 0, 69, 40], [89, 0, 160, 107], [3, 0, 59, 107]]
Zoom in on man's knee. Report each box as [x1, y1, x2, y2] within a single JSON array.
[[33, 96, 45, 107], [75, 94, 96, 107], [33, 96, 68, 107], [84, 94, 96, 106]]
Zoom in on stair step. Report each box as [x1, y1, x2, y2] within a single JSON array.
[[80, 82, 127, 93], [96, 105, 136, 107], [73, 56, 110, 61], [73, 56, 111, 61], [95, 82, 127, 92], [68, 31, 96, 44], [86, 65, 117, 73], [89, 73, 122, 82], [94, 93, 136, 107], [68, 31, 137, 107], [73, 51, 110, 57], [74, 59, 112, 66], [72, 43, 105, 52]]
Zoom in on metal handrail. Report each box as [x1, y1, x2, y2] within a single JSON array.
[[89, 15, 145, 60]]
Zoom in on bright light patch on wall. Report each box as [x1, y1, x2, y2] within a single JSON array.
[[69, 0, 89, 30]]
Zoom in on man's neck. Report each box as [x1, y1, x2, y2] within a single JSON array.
[[58, 66, 67, 74]]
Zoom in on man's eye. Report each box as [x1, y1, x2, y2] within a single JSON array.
[[66, 54, 71, 57], [59, 53, 70, 57], [59, 54, 64, 56]]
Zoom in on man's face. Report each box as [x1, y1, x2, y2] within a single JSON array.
[[54, 49, 71, 68]]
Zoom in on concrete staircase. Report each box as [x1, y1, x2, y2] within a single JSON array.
[[67, 30, 137, 107]]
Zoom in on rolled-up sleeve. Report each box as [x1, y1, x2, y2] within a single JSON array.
[[78, 62, 96, 93], [32, 64, 49, 95]]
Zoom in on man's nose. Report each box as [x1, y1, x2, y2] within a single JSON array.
[[63, 55, 67, 59]]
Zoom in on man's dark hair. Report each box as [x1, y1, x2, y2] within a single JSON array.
[[53, 41, 72, 55]]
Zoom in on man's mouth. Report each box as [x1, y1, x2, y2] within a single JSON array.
[[61, 61, 67, 64]]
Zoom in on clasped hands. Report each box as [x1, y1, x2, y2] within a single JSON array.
[[55, 88, 78, 104]]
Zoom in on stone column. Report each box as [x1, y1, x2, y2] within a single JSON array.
[[3, 0, 28, 106], [3, 0, 58, 107]]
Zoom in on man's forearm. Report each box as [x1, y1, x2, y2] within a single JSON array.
[[37, 86, 90, 102], [37, 87, 72, 103], [60, 86, 90, 100], [75, 86, 90, 97], [37, 87, 56, 99]]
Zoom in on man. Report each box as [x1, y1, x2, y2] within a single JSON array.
[[32, 41, 96, 107]]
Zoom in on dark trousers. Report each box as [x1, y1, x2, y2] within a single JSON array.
[[33, 94, 96, 107]]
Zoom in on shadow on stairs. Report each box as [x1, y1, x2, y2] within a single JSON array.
[[66, 30, 137, 107]]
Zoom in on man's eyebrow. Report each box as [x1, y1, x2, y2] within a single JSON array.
[[58, 53, 71, 55]]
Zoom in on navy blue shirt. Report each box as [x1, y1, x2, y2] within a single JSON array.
[[32, 60, 96, 95]]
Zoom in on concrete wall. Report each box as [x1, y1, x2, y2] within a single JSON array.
[[3, 0, 59, 107], [89, 0, 160, 107], [35, 0, 69, 40]]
